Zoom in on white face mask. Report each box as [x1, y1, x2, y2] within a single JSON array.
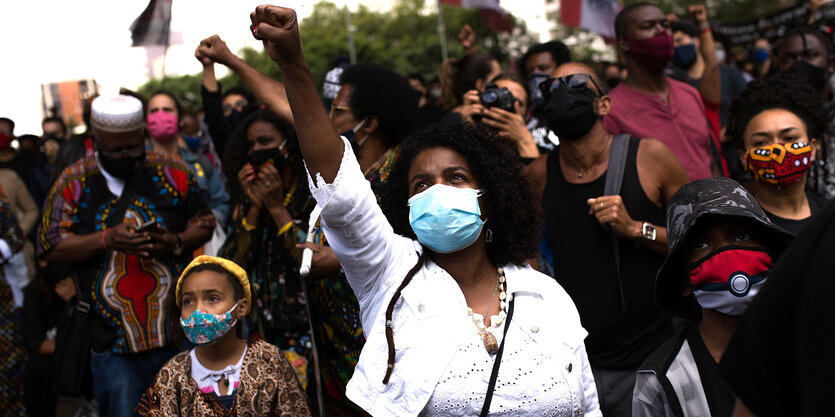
[[352, 117, 370, 148], [715, 48, 726, 65]]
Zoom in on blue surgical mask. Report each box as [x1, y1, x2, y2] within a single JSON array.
[[408, 184, 485, 253], [184, 134, 202, 152], [672, 44, 698, 69], [753, 48, 770, 63]]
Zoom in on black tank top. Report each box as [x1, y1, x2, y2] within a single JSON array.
[[543, 136, 671, 369]]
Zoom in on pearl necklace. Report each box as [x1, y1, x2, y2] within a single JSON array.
[[466, 266, 507, 354]]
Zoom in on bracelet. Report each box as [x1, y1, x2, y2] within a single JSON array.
[[698, 24, 710, 34], [277, 221, 294, 236], [101, 229, 110, 250], [241, 217, 256, 231]]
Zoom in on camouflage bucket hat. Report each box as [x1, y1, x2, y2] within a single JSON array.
[[655, 177, 794, 319]]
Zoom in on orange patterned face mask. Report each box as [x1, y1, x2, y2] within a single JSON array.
[[746, 142, 813, 189]]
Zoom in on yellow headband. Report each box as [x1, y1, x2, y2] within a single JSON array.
[[176, 255, 251, 313]]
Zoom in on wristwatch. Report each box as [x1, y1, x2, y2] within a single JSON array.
[[173, 233, 183, 256], [641, 222, 657, 241]]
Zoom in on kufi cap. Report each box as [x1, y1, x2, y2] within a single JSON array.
[[90, 95, 144, 133], [176, 255, 251, 313]]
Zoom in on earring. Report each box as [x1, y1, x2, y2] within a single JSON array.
[[485, 228, 493, 243]]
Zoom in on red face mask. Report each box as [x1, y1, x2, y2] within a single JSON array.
[[625, 32, 674, 71], [688, 246, 773, 316], [0, 133, 12, 150], [746, 142, 813, 189]]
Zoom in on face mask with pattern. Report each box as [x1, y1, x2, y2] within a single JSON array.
[[746, 142, 813, 189], [180, 301, 241, 345]]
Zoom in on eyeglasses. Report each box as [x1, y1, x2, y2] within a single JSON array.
[[222, 100, 248, 114], [540, 73, 603, 97], [329, 103, 353, 116], [99, 144, 145, 159]]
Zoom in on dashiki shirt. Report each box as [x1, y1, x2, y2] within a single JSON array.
[[38, 153, 215, 354], [0, 195, 25, 415], [137, 338, 312, 416]]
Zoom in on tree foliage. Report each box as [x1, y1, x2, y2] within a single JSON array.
[[138, 0, 537, 107]]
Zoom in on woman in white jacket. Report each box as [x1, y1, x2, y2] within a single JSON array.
[[250, 5, 601, 416]]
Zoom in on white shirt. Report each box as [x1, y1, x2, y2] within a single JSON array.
[[306, 138, 601, 416], [189, 345, 248, 396]]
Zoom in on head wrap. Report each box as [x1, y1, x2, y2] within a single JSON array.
[[90, 95, 144, 133], [176, 255, 251, 313]]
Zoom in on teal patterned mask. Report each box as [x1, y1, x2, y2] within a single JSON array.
[[179, 301, 240, 345]]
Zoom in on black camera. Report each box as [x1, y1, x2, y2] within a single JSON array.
[[480, 83, 516, 113]]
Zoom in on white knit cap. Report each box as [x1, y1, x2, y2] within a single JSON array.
[[90, 95, 144, 133]]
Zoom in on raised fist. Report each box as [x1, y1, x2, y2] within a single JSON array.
[[196, 35, 234, 66], [250, 5, 302, 65], [688, 5, 708, 26]]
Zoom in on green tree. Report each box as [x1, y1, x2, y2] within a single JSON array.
[[138, 0, 537, 104]]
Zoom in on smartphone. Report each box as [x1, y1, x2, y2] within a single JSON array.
[[135, 219, 159, 233]]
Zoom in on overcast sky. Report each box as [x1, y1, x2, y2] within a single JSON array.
[[0, 0, 551, 134]]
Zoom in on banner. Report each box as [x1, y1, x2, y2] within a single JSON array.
[[130, 0, 173, 47], [560, 0, 621, 40], [440, 0, 513, 32]]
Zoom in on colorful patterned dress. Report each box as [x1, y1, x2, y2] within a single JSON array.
[[136, 338, 312, 416], [0, 193, 26, 416], [38, 153, 215, 354]]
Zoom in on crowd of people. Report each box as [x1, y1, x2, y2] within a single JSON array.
[[1, 1, 834, 416]]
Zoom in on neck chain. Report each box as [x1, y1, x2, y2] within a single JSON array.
[[568, 134, 611, 178], [466, 266, 508, 354]]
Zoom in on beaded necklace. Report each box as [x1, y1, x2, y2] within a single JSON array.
[[466, 266, 507, 354]]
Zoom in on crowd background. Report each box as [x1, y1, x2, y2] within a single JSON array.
[[1, 0, 835, 416]]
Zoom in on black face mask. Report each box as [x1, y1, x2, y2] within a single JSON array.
[[225, 110, 242, 130], [100, 153, 145, 179], [785, 60, 828, 91], [544, 85, 599, 142], [246, 147, 286, 172], [606, 77, 621, 90]]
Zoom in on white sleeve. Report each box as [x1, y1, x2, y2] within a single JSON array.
[[305, 137, 417, 327], [632, 370, 674, 417], [577, 343, 602, 417], [0, 239, 11, 260]]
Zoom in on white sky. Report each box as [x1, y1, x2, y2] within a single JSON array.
[[0, 0, 553, 134]]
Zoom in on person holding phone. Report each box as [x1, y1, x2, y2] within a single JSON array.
[[38, 95, 216, 417]]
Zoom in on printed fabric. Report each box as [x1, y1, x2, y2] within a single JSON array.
[[136, 338, 312, 416], [0, 196, 26, 415], [38, 153, 215, 354]]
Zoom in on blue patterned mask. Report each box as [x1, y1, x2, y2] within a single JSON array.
[[179, 301, 240, 345], [408, 184, 485, 253]]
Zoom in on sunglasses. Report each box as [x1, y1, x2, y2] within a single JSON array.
[[539, 73, 603, 97], [222, 100, 248, 113]]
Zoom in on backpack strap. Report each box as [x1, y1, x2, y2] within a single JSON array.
[[604, 134, 631, 311]]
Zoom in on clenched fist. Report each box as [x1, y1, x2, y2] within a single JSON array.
[[196, 35, 235, 66], [250, 5, 303, 65]]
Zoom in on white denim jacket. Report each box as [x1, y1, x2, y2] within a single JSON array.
[[307, 138, 601, 416]]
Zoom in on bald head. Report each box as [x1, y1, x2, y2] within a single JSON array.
[[551, 63, 606, 95]]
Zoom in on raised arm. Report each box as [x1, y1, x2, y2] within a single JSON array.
[[250, 6, 342, 184], [197, 35, 294, 125], [691, 5, 720, 106]]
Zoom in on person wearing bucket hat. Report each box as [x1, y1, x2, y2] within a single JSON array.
[[632, 178, 793, 417], [727, 72, 830, 236], [137, 255, 311, 416]]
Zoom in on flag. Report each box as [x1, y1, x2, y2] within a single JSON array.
[[441, 0, 513, 32], [130, 0, 173, 47], [561, 0, 621, 40]]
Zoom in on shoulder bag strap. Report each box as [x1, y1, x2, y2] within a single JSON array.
[[480, 298, 516, 417], [604, 134, 631, 311]]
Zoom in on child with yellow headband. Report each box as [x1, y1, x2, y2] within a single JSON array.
[[137, 255, 311, 416]]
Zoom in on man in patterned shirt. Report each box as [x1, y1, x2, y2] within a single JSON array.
[[38, 95, 215, 417]]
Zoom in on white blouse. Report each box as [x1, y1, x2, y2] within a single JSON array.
[[306, 137, 600, 416]]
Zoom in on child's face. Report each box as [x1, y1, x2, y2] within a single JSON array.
[[180, 270, 245, 320], [683, 218, 766, 265]]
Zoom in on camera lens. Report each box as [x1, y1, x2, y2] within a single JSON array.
[[482, 91, 497, 104]]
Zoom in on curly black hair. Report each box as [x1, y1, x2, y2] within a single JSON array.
[[222, 108, 301, 204], [517, 41, 572, 80], [380, 122, 542, 266], [726, 73, 827, 150], [340, 64, 418, 148]]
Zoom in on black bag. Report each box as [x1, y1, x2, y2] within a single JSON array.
[[52, 174, 137, 396]]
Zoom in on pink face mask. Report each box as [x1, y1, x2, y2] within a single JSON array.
[[147, 111, 179, 143], [625, 32, 674, 71]]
